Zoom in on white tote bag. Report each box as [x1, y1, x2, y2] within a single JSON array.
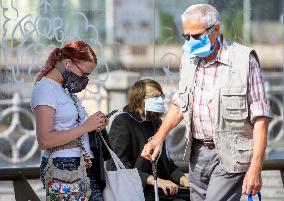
[[99, 134, 145, 201]]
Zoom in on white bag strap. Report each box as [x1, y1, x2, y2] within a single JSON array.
[[98, 132, 126, 169]]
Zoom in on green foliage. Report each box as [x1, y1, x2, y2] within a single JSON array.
[[158, 9, 180, 44], [221, 10, 243, 42]]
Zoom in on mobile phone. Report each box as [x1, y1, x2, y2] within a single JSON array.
[[105, 109, 118, 118]]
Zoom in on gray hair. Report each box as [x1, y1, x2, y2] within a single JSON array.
[[181, 4, 221, 28]]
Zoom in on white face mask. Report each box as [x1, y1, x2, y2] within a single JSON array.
[[144, 96, 166, 115]]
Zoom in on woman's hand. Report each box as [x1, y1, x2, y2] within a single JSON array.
[[84, 111, 107, 132], [180, 175, 189, 187], [147, 176, 179, 196], [157, 178, 179, 196]]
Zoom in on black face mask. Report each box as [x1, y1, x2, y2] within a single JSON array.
[[62, 70, 89, 93]]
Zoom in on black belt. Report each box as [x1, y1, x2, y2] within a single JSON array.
[[193, 138, 215, 149]]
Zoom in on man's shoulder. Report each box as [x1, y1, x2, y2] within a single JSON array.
[[225, 39, 253, 52]]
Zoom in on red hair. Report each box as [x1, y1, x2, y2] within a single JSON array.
[[36, 40, 97, 82]]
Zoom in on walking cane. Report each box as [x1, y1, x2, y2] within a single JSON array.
[[152, 160, 159, 201], [149, 136, 162, 201]]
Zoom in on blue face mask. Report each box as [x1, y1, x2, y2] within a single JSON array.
[[183, 26, 221, 58], [144, 96, 166, 115]]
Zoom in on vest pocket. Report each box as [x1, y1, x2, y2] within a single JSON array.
[[215, 130, 253, 172], [222, 97, 248, 120], [221, 87, 248, 120], [232, 140, 253, 164]]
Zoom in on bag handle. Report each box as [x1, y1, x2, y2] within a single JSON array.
[[98, 132, 126, 169], [248, 192, 261, 201]]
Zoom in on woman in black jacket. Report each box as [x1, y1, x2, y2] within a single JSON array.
[[107, 79, 189, 201]]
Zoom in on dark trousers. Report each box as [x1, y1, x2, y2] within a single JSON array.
[[189, 142, 245, 201]]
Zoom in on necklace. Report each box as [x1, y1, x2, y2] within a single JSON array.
[[70, 94, 92, 168]]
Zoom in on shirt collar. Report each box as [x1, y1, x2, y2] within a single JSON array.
[[215, 39, 232, 67]]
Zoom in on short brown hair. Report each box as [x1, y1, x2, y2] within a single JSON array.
[[124, 79, 164, 113]]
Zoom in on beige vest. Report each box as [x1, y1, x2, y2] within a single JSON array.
[[179, 41, 256, 173]]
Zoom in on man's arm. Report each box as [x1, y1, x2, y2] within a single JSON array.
[[242, 116, 269, 195], [141, 103, 183, 161], [156, 103, 184, 143], [242, 53, 271, 195]]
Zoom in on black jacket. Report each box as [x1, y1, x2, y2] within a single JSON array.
[[106, 112, 184, 188]]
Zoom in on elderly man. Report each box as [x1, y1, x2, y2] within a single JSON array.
[[141, 4, 271, 201]]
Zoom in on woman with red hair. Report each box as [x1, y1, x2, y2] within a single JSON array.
[[31, 40, 107, 200]]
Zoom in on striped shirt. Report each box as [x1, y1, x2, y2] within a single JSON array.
[[173, 40, 271, 139]]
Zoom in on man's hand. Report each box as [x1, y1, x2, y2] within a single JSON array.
[[242, 166, 262, 196], [242, 117, 268, 195], [141, 138, 162, 161]]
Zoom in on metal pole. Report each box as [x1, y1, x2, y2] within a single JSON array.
[[105, 0, 114, 44], [152, 161, 159, 201], [243, 0, 251, 44], [282, 0, 284, 121], [153, 0, 157, 78]]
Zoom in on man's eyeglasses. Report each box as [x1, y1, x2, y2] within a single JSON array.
[[182, 24, 215, 41]]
